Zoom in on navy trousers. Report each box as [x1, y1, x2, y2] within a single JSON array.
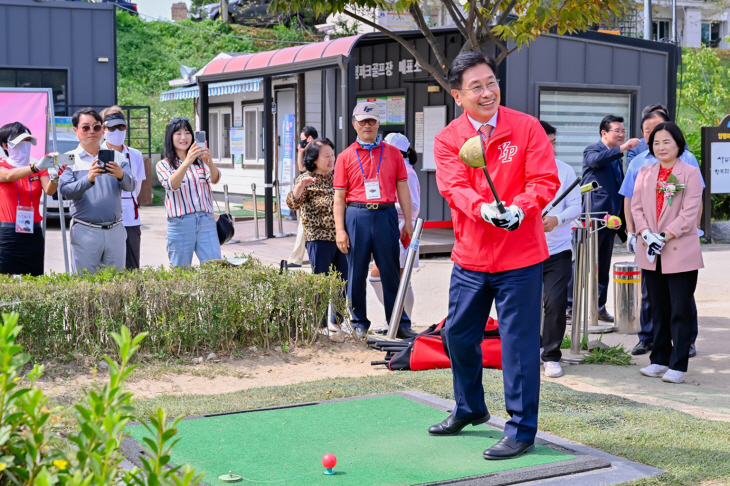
[[444, 262, 542, 444], [306, 240, 348, 325], [345, 206, 411, 330], [596, 228, 615, 310], [639, 270, 698, 345]]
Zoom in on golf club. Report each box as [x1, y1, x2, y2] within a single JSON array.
[[542, 176, 582, 218]]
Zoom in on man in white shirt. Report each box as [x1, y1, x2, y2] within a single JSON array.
[[100, 109, 147, 269], [540, 121, 581, 378]]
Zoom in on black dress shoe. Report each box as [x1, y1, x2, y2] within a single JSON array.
[[395, 327, 418, 339], [689, 343, 697, 358], [566, 309, 572, 321], [597, 309, 615, 323], [428, 413, 491, 436], [631, 341, 652, 356], [483, 436, 535, 460]]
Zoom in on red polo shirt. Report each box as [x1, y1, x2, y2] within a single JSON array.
[[0, 159, 48, 223], [333, 141, 408, 203]]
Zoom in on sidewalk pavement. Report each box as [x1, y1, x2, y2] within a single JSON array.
[[42, 206, 730, 421]]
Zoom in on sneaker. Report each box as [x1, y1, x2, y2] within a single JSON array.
[[543, 361, 563, 378], [631, 341, 652, 356], [640, 364, 669, 377], [662, 369, 685, 384]]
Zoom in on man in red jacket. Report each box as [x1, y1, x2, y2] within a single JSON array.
[[429, 52, 559, 460]]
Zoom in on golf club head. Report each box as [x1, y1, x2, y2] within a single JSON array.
[[459, 135, 486, 169]]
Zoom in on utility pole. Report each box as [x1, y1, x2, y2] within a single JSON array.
[[220, 0, 229, 23], [643, 0, 652, 40]]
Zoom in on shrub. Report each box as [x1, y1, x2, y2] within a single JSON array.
[[0, 258, 346, 359], [0, 312, 203, 485]]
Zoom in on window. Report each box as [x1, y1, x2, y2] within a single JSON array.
[[243, 105, 264, 165], [653, 21, 670, 41], [701, 22, 721, 47], [0, 68, 68, 115], [539, 90, 633, 175], [209, 107, 232, 162]]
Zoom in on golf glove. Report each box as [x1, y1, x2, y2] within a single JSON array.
[[36, 152, 61, 171], [642, 230, 666, 264], [626, 233, 637, 254], [481, 202, 525, 231], [47, 167, 59, 183]]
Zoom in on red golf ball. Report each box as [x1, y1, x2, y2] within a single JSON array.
[[322, 453, 337, 469]]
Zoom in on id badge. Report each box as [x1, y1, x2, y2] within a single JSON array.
[[364, 178, 381, 200], [16, 206, 34, 234]]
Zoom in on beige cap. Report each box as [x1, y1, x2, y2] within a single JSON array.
[[353, 102, 380, 121], [7, 132, 38, 147]]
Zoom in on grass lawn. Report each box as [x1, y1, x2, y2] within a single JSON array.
[[132, 369, 730, 486]]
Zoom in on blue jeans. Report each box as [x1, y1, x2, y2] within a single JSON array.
[[166, 212, 221, 267]]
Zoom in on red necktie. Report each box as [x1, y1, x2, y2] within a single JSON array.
[[479, 124, 494, 141]]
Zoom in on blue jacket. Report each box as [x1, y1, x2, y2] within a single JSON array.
[[582, 140, 625, 216]]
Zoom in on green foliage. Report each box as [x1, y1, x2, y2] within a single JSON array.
[[677, 46, 730, 221], [0, 313, 202, 485], [0, 258, 345, 359], [582, 343, 632, 365]]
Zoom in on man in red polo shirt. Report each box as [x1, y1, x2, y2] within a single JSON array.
[[428, 52, 559, 460], [333, 102, 416, 340]]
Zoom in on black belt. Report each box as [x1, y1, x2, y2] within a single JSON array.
[[347, 202, 396, 210], [0, 222, 42, 229], [72, 218, 122, 230]]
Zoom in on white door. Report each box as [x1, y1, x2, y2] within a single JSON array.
[[209, 107, 232, 164], [275, 89, 297, 215]]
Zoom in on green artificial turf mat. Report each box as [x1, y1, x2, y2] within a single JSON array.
[[127, 395, 575, 486]]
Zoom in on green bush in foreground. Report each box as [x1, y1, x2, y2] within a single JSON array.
[[0, 312, 202, 485], [0, 258, 346, 359]]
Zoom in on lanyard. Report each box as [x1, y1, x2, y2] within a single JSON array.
[[354, 145, 383, 180], [14, 176, 32, 207]]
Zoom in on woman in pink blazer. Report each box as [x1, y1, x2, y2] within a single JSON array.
[[631, 122, 704, 384]]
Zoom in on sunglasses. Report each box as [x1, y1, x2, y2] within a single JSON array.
[[79, 124, 103, 133], [106, 125, 127, 132], [170, 117, 190, 124], [355, 119, 378, 127]]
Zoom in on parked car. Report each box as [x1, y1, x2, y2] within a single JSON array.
[[40, 132, 79, 220], [65, 0, 138, 16], [195, 0, 324, 28]]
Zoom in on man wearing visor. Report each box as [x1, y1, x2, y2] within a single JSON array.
[[59, 107, 136, 274], [0, 122, 62, 276], [100, 107, 146, 269], [333, 102, 416, 340]]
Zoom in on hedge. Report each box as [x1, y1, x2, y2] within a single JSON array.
[[0, 258, 346, 359]]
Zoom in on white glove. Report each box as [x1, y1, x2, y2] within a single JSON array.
[[642, 230, 666, 263], [47, 167, 59, 183], [36, 152, 61, 171], [626, 233, 637, 254], [481, 202, 525, 231]]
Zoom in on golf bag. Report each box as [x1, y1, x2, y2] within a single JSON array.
[[370, 318, 502, 371]]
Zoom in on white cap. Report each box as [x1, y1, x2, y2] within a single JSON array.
[[7, 131, 37, 147], [384, 132, 410, 152]]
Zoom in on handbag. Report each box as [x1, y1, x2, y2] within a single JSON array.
[[213, 185, 235, 245]]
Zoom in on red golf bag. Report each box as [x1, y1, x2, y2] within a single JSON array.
[[370, 317, 502, 371]]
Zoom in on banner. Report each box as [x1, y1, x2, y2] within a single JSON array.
[[279, 114, 296, 216], [0, 90, 50, 161]]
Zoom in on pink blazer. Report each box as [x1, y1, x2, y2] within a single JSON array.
[[631, 159, 704, 273]]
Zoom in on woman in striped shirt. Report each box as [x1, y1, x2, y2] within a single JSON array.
[[156, 118, 221, 267]]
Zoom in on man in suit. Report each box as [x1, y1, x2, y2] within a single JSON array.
[[581, 115, 640, 322]]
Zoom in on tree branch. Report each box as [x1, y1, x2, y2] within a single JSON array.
[[473, 5, 509, 61], [409, 2, 451, 74], [465, 0, 479, 52], [489, 0, 504, 18], [441, 0, 470, 42], [496, 0, 518, 25], [342, 9, 451, 91]]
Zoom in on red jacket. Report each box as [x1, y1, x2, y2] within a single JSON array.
[[435, 109, 560, 273]]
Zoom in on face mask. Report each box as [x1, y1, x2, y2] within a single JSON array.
[[6, 141, 32, 168], [105, 129, 127, 146]]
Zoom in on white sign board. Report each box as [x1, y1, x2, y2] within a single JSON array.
[[711, 142, 730, 193], [421, 106, 447, 171], [414, 112, 424, 153]]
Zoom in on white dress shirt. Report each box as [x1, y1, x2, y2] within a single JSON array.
[[544, 159, 581, 256]]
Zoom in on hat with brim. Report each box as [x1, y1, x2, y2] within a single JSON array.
[[353, 102, 380, 122], [7, 132, 37, 147], [384, 133, 410, 152], [104, 112, 126, 127]]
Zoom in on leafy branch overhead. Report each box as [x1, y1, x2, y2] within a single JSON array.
[[271, 0, 629, 90]]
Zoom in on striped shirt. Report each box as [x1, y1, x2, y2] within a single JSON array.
[[156, 158, 216, 218]]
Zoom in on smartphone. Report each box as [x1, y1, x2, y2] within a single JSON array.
[[55, 153, 76, 166], [194, 131, 206, 148], [97, 149, 114, 173], [299, 140, 308, 149]]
